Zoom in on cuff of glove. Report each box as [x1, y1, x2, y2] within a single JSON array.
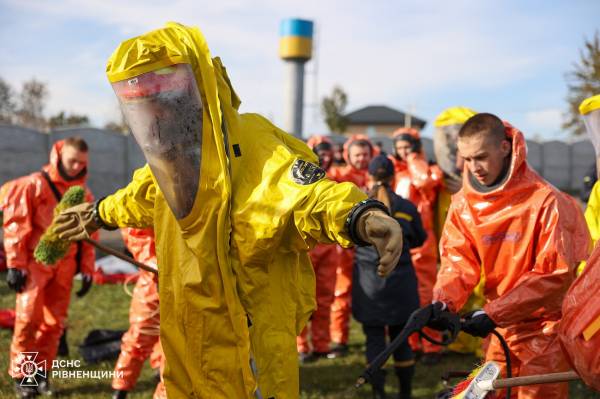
[[93, 198, 118, 231], [344, 199, 390, 246]]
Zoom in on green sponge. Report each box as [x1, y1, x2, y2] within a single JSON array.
[[34, 186, 86, 265]]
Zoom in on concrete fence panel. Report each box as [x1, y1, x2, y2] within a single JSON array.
[[541, 141, 571, 190], [571, 139, 596, 191], [0, 124, 49, 185]]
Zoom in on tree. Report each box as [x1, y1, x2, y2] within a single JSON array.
[[564, 31, 600, 136], [15, 78, 49, 131], [321, 86, 349, 133], [48, 111, 90, 129], [0, 77, 16, 123]]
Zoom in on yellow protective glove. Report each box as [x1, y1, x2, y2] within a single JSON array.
[[357, 209, 403, 277], [53, 202, 100, 241]]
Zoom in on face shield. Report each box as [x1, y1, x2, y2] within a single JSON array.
[[112, 64, 203, 219], [433, 124, 461, 177], [583, 108, 600, 156], [580, 95, 600, 179]]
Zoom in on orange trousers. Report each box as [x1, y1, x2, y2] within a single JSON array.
[[330, 247, 355, 345], [297, 244, 338, 353], [152, 341, 167, 399], [112, 270, 161, 391], [487, 325, 569, 399], [408, 233, 443, 353], [9, 263, 76, 378]]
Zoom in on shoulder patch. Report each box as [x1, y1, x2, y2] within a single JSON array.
[[291, 159, 326, 185]]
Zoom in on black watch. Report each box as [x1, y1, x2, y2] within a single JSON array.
[[93, 198, 118, 230], [344, 199, 390, 246]]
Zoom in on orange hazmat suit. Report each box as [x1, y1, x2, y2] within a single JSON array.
[[434, 123, 590, 399], [297, 136, 338, 354], [391, 128, 444, 354], [328, 135, 373, 346], [112, 228, 163, 396], [2, 140, 96, 378], [558, 93, 600, 392], [559, 242, 600, 392]]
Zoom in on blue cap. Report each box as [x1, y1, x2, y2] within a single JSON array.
[[368, 154, 394, 179]]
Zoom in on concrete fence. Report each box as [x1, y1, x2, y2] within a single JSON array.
[[0, 125, 595, 197]]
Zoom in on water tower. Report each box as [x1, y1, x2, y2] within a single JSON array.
[[279, 18, 313, 138]]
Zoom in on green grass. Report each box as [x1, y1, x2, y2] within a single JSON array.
[[0, 273, 598, 398]]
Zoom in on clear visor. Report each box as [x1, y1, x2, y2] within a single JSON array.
[[112, 64, 203, 219], [583, 109, 600, 157], [433, 124, 461, 176]]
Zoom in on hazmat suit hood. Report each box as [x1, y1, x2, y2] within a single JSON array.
[[392, 127, 422, 158], [306, 135, 333, 151], [106, 21, 232, 223], [462, 122, 529, 202], [580, 94, 600, 177], [45, 140, 88, 188], [307, 135, 334, 171], [342, 134, 375, 169]]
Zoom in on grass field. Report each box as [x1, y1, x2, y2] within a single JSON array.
[[0, 273, 598, 398]]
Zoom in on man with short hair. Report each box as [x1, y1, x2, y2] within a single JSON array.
[[2, 137, 96, 398], [328, 135, 374, 356], [433, 113, 589, 399]]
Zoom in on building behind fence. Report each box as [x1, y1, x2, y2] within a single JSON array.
[[0, 124, 594, 198]]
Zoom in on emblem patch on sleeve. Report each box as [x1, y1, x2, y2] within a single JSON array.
[[291, 159, 326, 185]]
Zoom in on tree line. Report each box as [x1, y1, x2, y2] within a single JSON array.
[[0, 77, 128, 133]]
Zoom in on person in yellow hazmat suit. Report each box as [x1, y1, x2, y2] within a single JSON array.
[[583, 95, 600, 246], [431, 107, 485, 357], [52, 22, 404, 399]]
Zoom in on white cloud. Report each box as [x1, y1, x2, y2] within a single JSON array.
[[524, 108, 565, 137]]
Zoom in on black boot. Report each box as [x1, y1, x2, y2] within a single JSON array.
[[112, 390, 128, 399], [371, 369, 387, 399], [57, 329, 69, 357], [395, 365, 415, 399]]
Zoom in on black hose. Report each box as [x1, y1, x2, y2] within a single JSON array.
[[491, 329, 511, 399], [419, 329, 453, 346]]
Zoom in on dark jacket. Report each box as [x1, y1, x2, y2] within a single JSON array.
[[352, 187, 426, 326]]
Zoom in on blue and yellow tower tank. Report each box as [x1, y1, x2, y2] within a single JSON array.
[[279, 18, 313, 61]]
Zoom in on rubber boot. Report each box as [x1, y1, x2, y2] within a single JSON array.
[[395, 365, 415, 399], [112, 390, 128, 399]]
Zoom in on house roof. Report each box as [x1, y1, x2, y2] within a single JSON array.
[[345, 105, 427, 128]]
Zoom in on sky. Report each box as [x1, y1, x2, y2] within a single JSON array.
[[0, 0, 599, 140]]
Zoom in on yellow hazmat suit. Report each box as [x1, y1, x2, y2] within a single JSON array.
[[100, 22, 366, 398]]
